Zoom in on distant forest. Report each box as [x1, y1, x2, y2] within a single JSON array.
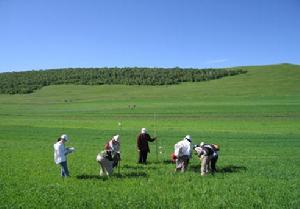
[[0, 67, 247, 94]]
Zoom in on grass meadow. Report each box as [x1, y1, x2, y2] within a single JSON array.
[[0, 64, 299, 209]]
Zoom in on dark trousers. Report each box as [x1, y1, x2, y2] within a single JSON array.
[[138, 150, 148, 164], [211, 155, 218, 172], [60, 161, 69, 177]]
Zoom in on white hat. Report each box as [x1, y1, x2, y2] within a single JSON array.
[[61, 134, 68, 141], [185, 135, 192, 142], [113, 135, 120, 142], [141, 128, 147, 134]]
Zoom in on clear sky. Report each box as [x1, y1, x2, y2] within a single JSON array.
[[0, 0, 299, 72]]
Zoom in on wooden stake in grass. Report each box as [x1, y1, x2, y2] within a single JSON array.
[[154, 113, 158, 162], [118, 121, 122, 175]]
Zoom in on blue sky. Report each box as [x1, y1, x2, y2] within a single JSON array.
[[0, 0, 299, 72]]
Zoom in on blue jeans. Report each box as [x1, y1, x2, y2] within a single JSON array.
[[60, 161, 70, 177]]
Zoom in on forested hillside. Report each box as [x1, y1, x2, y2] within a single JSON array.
[[0, 67, 246, 94]]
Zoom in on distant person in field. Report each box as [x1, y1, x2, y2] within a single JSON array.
[[136, 128, 156, 164], [96, 135, 121, 176], [194, 142, 219, 176], [53, 134, 75, 178], [174, 135, 192, 172]]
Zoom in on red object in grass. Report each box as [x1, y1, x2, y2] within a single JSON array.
[[171, 152, 177, 162]]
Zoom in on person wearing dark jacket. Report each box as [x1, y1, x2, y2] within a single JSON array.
[[136, 128, 156, 164], [201, 142, 219, 173], [194, 144, 214, 176]]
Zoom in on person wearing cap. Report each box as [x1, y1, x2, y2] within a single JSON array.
[[174, 135, 192, 172], [194, 143, 215, 176], [96, 135, 121, 176], [136, 128, 156, 164], [200, 142, 219, 173], [53, 134, 75, 178]]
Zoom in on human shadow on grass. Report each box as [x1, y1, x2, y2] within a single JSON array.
[[122, 164, 159, 170], [76, 171, 148, 180], [189, 164, 247, 174], [218, 165, 247, 173], [76, 174, 109, 181], [114, 171, 148, 178]]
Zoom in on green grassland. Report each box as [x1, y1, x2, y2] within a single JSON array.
[[0, 64, 300, 209]]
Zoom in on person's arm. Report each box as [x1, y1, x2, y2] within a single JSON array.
[[62, 144, 70, 155], [147, 134, 156, 142], [195, 147, 205, 157], [65, 147, 75, 155]]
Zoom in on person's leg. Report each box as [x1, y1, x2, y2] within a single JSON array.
[[176, 158, 183, 172], [107, 161, 114, 176], [112, 156, 118, 168], [60, 163, 65, 177], [199, 158, 202, 173], [138, 151, 143, 163], [102, 158, 112, 176], [64, 161, 70, 176], [143, 151, 148, 164], [99, 161, 106, 176], [205, 156, 210, 173], [211, 155, 218, 173], [211, 156, 215, 170], [99, 164, 103, 176], [185, 158, 189, 171], [175, 159, 180, 172], [205, 156, 211, 174], [182, 156, 189, 172], [60, 161, 69, 177], [181, 159, 186, 172], [201, 156, 208, 176], [97, 156, 105, 176]]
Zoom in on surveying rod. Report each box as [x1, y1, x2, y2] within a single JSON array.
[[154, 113, 158, 162], [118, 121, 122, 174]]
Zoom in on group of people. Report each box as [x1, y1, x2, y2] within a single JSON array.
[[173, 135, 219, 176], [95, 127, 157, 176], [53, 128, 219, 178]]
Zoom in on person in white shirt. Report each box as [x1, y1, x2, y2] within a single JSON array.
[[53, 134, 75, 178], [174, 135, 192, 172]]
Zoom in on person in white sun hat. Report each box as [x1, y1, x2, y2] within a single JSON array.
[[96, 135, 121, 176], [53, 134, 75, 178], [174, 135, 192, 172]]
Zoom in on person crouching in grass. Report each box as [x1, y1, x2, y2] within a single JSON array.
[[96, 135, 121, 176], [53, 134, 75, 178]]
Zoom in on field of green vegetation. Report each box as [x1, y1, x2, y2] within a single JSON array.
[[0, 64, 299, 209]]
